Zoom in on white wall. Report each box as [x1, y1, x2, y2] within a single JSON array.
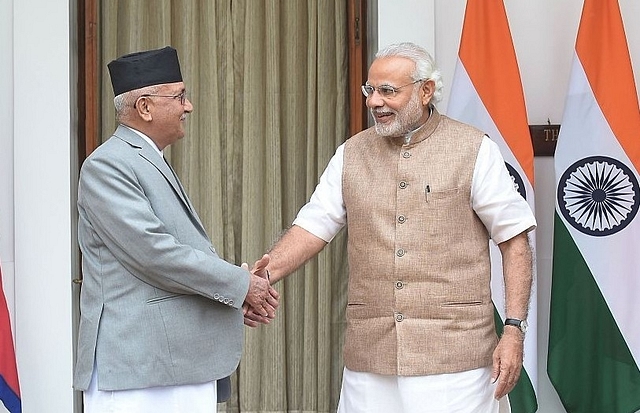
[[378, 1, 640, 413], [0, 0, 16, 321], [378, 0, 436, 55], [0, 0, 75, 412]]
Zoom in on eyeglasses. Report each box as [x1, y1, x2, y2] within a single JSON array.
[[361, 79, 425, 99], [135, 91, 188, 107]]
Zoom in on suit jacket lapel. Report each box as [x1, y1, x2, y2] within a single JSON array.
[[113, 125, 209, 237]]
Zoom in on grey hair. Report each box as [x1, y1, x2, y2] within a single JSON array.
[[113, 85, 159, 122], [375, 42, 443, 103]]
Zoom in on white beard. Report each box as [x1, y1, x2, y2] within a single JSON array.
[[372, 89, 424, 137]]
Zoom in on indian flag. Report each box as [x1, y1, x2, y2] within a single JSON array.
[[447, 1, 537, 412], [548, 0, 640, 412]]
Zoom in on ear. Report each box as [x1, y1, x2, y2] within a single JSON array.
[[420, 79, 436, 106], [135, 97, 153, 122]]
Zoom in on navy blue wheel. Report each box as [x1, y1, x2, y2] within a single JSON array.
[[505, 162, 526, 200], [557, 156, 639, 236]]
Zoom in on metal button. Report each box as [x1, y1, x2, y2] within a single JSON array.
[[399, 181, 407, 189], [397, 215, 406, 224], [229, 300, 234, 306], [395, 281, 404, 290], [213, 293, 220, 299], [402, 151, 411, 159], [223, 298, 230, 304], [396, 248, 405, 257], [395, 313, 404, 322]]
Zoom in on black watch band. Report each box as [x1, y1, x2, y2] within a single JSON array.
[[504, 318, 528, 333]]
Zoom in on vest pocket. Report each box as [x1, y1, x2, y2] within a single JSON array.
[[346, 302, 380, 318], [424, 186, 460, 202], [441, 300, 483, 307]]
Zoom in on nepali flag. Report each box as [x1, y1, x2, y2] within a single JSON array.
[[0, 263, 21, 413]]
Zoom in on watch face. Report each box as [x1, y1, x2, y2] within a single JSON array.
[[505, 318, 528, 334]]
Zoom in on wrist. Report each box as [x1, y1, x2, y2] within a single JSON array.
[[501, 326, 525, 342]]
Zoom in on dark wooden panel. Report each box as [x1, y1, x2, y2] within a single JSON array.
[[530, 124, 560, 156]]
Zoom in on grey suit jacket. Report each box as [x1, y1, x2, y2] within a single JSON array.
[[74, 125, 250, 396]]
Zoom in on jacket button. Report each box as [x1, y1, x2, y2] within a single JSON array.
[[223, 298, 230, 304], [229, 300, 234, 306], [399, 181, 407, 189], [402, 151, 411, 159], [395, 313, 404, 322], [213, 293, 220, 299], [396, 248, 405, 257], [395, 281, 404, 289], [397, 215, 406, 224]]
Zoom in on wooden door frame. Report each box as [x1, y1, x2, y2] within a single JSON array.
[[347, 0, 369, 137], [78, 0, 99, 162]]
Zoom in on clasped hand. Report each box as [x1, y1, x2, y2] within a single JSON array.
[[241, 254, 280, 327]]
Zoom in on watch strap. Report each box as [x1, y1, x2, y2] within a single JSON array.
[[504, 318, 526, 333]]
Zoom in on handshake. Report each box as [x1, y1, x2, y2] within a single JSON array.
[[241, 254, 280, 327]]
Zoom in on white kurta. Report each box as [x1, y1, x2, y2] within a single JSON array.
[[337, 367, 502, 413], [84, 367, 218, 413]]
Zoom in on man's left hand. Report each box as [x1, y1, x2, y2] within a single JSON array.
[[491, 328, 524, 399]]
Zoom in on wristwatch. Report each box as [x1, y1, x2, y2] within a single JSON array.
[[504, 318, 528, 334]]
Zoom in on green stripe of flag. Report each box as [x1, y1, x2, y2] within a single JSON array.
[[548, 213, 640, 413]]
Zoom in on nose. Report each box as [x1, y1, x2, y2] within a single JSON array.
[[184, 97, 194, 112], [365, 92, 384, 108]]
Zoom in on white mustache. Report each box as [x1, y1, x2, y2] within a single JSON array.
[[371, 109, 396, 116]]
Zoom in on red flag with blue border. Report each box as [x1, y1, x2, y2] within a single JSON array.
[[0, 263, 21, 413]]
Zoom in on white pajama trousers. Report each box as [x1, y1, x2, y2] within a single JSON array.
[[337, 366, 509, 413], [84, 367, 218, 413]]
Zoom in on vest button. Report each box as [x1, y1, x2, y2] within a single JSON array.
[[395, 313, 404, 322], [395, 281, 404, 289], [397, 215, 406, 224], [396, 248, 405, 257], [399, 181, 407, 189], [402, 151, 411, 159]]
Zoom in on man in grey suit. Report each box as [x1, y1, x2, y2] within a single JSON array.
[[73, 46, 277, 413]]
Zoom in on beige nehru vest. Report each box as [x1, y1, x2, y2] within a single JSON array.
[[341, 108, 497, 376]]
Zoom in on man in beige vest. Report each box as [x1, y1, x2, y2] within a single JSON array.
[[249, 42, 535, 413]]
